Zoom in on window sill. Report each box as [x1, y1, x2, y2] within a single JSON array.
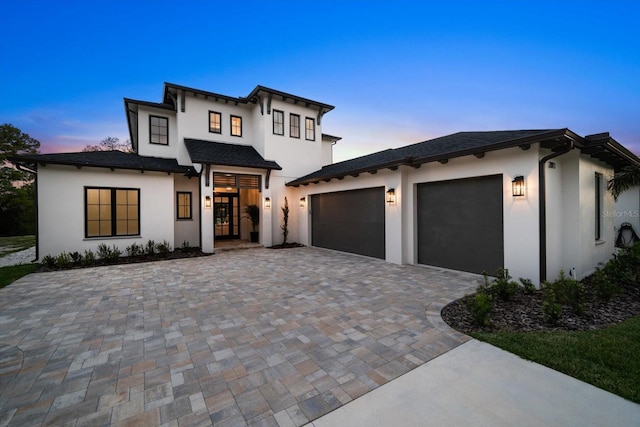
[[595, 240, 607, 245], [84, 235, 142, 241], [176, 218, 193, 221]]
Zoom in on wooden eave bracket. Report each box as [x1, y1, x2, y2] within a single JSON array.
[[317, 107, 326, 125], [474, 152, 485, 159], [267, 93, 272, 115], [205, 164, 211, 187], [438, 159, 449, 164], [519, 143, 531, 150], [180, 90, 185, 113], [265, 169, 271, 189]]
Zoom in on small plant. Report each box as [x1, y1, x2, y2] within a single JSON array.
[[519, 277, 536, 294], [83, 249, 96, 265], [541, 286, 563, 325], [69, 251, 83, 264], [126, 243, 143, 257], [592, 268, 620, 303], [281, 197, 289, 245], [55, 252, 72, 268], [97, 243, 112, 259], [181, 240, 190, 249], [550, 270, 585, 315], [243, 204, 260, 232], [42, 254, 56, 268], [466, 292, 493, 327], [109, 245, 122, 260], [145, 240, 156, 256], [156, 240, 171, 255], [491, 268, 520, 301]]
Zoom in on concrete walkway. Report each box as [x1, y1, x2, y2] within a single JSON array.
[[308, 339, 640, 427], [0, 247, 478, 426]]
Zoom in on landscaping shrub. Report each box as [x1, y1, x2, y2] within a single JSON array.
[[41, 254, 56, 268], [69, 251, 83, 264], [181, 240, 190, 249], [145, 240, 156, 256], [520, 277, 536, 294], [55, 252, 72, 268], [126, 243, 143, 257], [491, 268, 520, 301], [542, 270, 585, 318], [541, 286, 562, 325], [97, 243, 112, 259], [604, 242, 640, 285], [83, 249, 96, 265], [156, 240, 171, 255], [465, 292, 493, 327], [591, 268, 620, 303]]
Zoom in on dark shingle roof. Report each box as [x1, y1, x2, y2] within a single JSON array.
[[286, 129, 566, 186], [10, 151, 193, 174], [184, 139, 281, 170]]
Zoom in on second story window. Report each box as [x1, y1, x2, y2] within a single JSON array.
[[231, 115, 242, 137], [209, 111, 221, 134], [150, 116, 168, 145], [273, 110, 284, 135], [290, 113, 300, 138], [305, 117, 315, 141]]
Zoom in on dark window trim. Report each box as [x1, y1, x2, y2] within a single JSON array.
[[209, 111, 222, 134], [595, 173, 603, 241], [273, 109, 284, 136], [305, 117, 315, 141], [84, 186, 141, 238], [290, 113, 300, 139], [177, 191, 193, 220], [149, 115, 169, 145], [230, 115, 243, 137]]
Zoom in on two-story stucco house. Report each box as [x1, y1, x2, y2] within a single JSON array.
[[11, 82, 640, 285]]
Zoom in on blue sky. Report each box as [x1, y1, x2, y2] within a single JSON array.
[[1, 1, 638, 162]]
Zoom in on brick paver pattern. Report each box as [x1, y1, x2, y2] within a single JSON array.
[[0, 247, 478, 426]]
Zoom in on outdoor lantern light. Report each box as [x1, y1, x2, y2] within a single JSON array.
[[205, 196, 212, 208], [300, 197, 306, 208], [386, 188, 396, 204], [512, 175, 525, 197], [264, 197, 271, 208]]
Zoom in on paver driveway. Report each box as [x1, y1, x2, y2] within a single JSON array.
[[0, 247, 480, 426]]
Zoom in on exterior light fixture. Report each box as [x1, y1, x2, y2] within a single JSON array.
[[512, 175, 525, 197], [264, 197, 271, 208], [300, 197, 306, 208], [386, 188, 396, 204], [205, 196, 212, 208]]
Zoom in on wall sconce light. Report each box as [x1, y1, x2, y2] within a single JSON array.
[[512, 175, 525, 197], [300, 197, 306, 208], [205, 196, 212, 208], [264, 197, 271, 208], [386, 188, 396, 204]]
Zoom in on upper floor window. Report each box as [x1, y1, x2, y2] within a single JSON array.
[[209, 111, 221, 134], [231, 115, 242, 137], [86, 187, 139, 238], [290, 113, 300, 138], [595, 173, 603, 240], [305, 117, 315, 141], [273, 110, 284, 135], [150, 115, 168, 145], [177, 191, 192, 220]]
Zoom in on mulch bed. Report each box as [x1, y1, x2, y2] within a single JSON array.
[[441, 280, 640, 333], [268, 242, 305, 249], [36, 248, 210, 272]]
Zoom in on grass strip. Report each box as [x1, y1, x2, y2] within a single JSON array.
[[471, 317, 640, 404], [0, 263, 40, 289]]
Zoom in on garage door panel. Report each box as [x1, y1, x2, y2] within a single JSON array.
[[418, 175, 503, 274], [311, 187, 385, 259]]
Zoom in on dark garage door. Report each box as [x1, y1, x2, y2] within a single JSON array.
[[417, 175, 503, 274], [311, 187, 385, 259]]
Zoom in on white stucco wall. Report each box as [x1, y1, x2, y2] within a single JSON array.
[[37, 165, 175, 259], [136, 106, 178, 159], [174, 174, 200, 248]]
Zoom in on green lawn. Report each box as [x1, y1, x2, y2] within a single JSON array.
[[0, 235, 35, 257], [472, 317, 640, 404], [0, 263, 40, 289]]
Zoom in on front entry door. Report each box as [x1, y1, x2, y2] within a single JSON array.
[[214, 194, 239, 239]]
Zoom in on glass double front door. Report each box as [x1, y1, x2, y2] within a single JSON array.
[[214, 194, 240, 239]]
